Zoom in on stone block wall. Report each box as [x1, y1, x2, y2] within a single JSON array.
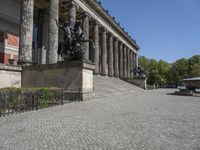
[[0, 64, 21, 88], [125, 77, 147, 89], [22, 60, 95, 101]]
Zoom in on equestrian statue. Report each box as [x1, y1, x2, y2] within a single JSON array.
[[55, 19, 95, 61]]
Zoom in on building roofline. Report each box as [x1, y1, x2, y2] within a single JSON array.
[[86, 0, 140, 50]]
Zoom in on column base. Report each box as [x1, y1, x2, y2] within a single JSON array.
[[64, 90, 95, 101], [101, 74, 108, 76], [18, 61, 32, 66]]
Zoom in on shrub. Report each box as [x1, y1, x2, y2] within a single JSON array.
[[0, 87, 63, 112]]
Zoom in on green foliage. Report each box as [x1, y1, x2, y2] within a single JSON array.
[[34, 88, 54, 108], [148, 59, 160, 85], [187, 55, 200, 77], [157, 60, 169, 84], [0, 87, 62, 111], [167, 58, 188, 83], [139, 55, 200, 85], [138, 56, 151, 75], [139, 56, 169, 85]]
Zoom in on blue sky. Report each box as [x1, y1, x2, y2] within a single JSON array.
[[100, 0, 200, 63]]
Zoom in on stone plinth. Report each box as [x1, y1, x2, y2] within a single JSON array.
[[125, 77, 147, 89], [22, 60, 95, 101], [0, 64, 22, 88], [173, 89, 200, 97]]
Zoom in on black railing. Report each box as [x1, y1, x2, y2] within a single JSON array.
[[64, 88, 82, 102], [0, 90, 64, 117]]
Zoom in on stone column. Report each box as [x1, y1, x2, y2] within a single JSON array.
[[127, 48, 131, 78], [132, 52, 135, 77], [101, 27, 108, 76], [82, 12, 91, 61], [126, 49, 129, 78], [119, 42, 123, 78], [69, 1, 78, 29], [19, 0, 34, 65], [130, 51, 133, 78], [128, 49, 132, 78], [108, 33, 114, 77], [47, 0, 59, 64], [114, 38, 119, 77], [123, 45, 127, 78], [41, 12, 49, 64], [93, 21, 100, 74], [136, 53, 139, 67], [133, 52, 136, 68]]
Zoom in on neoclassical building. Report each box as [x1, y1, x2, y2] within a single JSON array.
[[0, 0, 140, 79]]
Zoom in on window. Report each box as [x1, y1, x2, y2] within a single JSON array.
[[0, 31, 5, 44], [0, 52, 4, 63], [7, 33, 19, 47]]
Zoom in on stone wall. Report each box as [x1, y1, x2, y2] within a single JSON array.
[[125, 77, 147, 89], [0, 64, 21, 88]]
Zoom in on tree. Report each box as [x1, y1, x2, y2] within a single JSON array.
[[147, 59, 160, 85], [167, 58, 188, 83], [139, 56, 169, 85], [139, 55, 200, 86], [157, 60, 169, 84], [187, 55, 200, 77], [138, 56, 150, 75]]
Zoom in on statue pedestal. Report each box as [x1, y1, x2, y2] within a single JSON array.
[[22, 60, 95, 101], [124, 77, 147, 89]]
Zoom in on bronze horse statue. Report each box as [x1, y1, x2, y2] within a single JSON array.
[[55, 19, 95, 61]]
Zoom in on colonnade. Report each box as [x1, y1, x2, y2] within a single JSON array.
[[19, 0, 138, 78]]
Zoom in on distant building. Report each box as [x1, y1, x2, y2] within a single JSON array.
[[0, 0, 20, 64]]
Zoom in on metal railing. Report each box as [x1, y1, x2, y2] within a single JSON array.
[[64, 88, 82, 102], [0, 90, 64, 117]]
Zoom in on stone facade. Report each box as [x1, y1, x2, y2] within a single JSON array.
[[1, 0, 139, 77], [0, 0, 141, 91], [0, 64, 21, 88]]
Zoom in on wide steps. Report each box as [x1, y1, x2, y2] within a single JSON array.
[[94, 75, 143, 98]]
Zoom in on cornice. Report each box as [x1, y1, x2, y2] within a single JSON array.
[[81, 0, 140, 51]]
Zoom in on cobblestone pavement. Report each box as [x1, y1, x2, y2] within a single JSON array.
[[0, 89, 200, 150]]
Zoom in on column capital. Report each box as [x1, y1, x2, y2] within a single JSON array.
[[122, 44, 126, 49], [118, 40, 123, 45], [69, 1, 79, 9], [107, 32, 113, 37], [114, 37, 119, 42], [81, 11, 91, 19], [126, 47, 130, 51], [100, 27, 108, 32], [91, 20, 100, 26], [119, 42, 123, 50]]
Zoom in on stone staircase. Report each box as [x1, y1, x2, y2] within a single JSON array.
[[94, 75, 143, 99]]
